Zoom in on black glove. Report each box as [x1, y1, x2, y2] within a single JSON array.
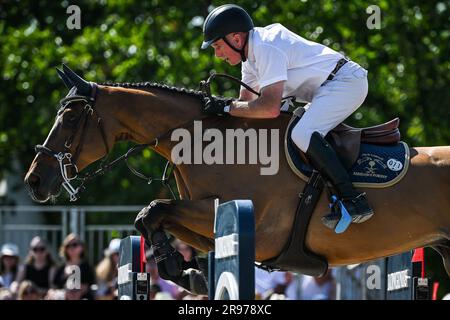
[[202, 97, 232, 116]]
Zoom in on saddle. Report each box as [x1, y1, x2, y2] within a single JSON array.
[[329, 118, 400, 168]]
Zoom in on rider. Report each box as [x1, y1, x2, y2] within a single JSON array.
[[200, 4, 374, 228]]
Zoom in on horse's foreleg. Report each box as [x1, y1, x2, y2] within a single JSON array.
[[134, 198, 216, 295], [162, 223, 214, 252], [134, 198, 216, 244]]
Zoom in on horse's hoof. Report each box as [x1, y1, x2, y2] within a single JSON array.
[[152, 231, 184, 278], [195, 256, 209, 279], [134, 207, 152, 240], [185, 268, 208, 296]]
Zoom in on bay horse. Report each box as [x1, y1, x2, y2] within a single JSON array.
[[25, 65, 450, 292]]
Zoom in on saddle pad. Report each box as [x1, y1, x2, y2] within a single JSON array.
[[285, 119, 410, 188]]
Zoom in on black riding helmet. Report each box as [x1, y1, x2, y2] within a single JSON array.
[[201, 4, 254, 62]]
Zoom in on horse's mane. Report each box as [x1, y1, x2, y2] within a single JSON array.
[[100, 81, 205, 100]]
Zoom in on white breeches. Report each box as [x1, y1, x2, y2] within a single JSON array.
[[291, 61, 369, 152]]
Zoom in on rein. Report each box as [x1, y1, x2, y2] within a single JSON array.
[[198, 72, 297, 108], [199, 72, 261, 99]]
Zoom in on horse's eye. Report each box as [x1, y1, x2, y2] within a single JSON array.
[[65, 114, 78, 126]]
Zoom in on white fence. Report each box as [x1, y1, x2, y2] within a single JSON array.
[[0, 205, 144, 264]]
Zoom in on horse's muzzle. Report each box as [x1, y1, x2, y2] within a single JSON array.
[[25, 172, 49, 202], [24, 166, 62, 203]]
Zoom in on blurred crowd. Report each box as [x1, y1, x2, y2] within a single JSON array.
[[255, 267, 336, 300], [0, 234, 336, 300]]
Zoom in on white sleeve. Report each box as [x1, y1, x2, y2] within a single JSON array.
[[254, 44, 288, 89], [241, 62, 259, 92]]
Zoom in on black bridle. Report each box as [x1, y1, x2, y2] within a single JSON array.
[[35, 83, 177, 201]]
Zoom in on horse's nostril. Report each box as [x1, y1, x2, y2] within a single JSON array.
[[27, 173, 41, 190]]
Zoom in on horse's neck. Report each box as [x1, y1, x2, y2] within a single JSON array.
[[102, 85, 203, 158]]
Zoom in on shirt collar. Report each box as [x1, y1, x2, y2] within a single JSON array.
[[246, 29, 255, 62]]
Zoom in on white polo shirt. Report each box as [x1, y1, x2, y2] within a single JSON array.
[[241, 23, 344, 104]]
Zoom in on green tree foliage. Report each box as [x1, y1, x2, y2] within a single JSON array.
[[0, 0, 449, 297], [1, 0, 449, 203]]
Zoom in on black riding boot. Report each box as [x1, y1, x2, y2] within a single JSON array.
[[306, 132, 374, 229]]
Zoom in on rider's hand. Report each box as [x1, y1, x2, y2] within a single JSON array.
[[202, 97, 232, 116]]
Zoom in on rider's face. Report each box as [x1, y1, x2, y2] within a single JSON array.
[[211, 34, 244, 66]]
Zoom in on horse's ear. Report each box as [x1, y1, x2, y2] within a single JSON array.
[[56, 68, 74, 89], [62, 63, 92, 96]]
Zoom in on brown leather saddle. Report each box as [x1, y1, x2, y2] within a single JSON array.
[[329, 118, 400, 168], [289, 105, 401, 169]]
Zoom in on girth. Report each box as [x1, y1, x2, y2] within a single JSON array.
[[260, 171, 328, 277]]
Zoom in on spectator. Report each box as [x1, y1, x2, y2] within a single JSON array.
[[150, 283, 176, 300], [174, 240, 198, 269], [46, 285, 86, 301], [0, 243, 20, 289], [254, 267, 274, 299], [64, 286, 85, 300], [268, 271, 300, 300], [95, 238, 120, 300], [44, 288, 66, 300], [0, 287, 14, 300], [254, 270, 300, 300], [149, 283, 162, 300], [299, 269, 336, 300], [146, 251, 181, 300], [17, 280, 40, 300], [52, 234, 96, 300], [16, 236, 56, 298]]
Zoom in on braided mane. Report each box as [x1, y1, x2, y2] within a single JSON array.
[[99, 81, 205, 100]]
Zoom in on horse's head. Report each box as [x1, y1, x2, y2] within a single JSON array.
[[25, 64, 112, 203]]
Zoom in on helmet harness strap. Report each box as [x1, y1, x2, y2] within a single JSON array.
[[222, 32, 249, 63]]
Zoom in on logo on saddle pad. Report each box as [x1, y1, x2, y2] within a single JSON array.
[[354, 153, 388, 179], [285, 127, 410, 188]]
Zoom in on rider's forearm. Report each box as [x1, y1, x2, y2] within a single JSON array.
[[229, 97, 280, 118]]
